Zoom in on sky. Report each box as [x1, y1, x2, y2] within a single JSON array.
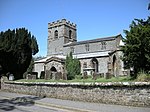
[[0, 0, 149, 56]]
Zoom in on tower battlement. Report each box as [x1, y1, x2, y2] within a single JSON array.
[[47, 19, 77, 56], [48, 19, 76, 29]]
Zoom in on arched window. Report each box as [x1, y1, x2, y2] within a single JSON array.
[[54, 30, 58, 39], [69, 30, 72, 39]]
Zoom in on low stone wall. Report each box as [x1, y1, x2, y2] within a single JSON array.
[[1, 81, 150, 107]]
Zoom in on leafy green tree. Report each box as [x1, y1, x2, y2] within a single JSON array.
[[65, 52, 81, 80], [122, 17, 150, 77], [0, 28, 39, 79]]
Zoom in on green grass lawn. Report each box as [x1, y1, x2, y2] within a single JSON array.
[[15, 76, 132, 83]]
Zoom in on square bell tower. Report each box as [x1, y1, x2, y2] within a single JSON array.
[[47, 19, 77, 56]]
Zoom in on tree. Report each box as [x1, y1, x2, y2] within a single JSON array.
[[122, 17, 150, 77], [0, 28, 39, 79], [23, 58, 34, 78], [31, 35, 39, 55], [65, 52, 81, 80]]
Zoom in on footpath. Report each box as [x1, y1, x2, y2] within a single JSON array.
[[0, 91, 150, 112]]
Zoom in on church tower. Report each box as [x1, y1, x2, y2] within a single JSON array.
[[47, 19, 77, 56]]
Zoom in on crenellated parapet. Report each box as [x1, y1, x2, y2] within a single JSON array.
[[48, 19, 76, 29]]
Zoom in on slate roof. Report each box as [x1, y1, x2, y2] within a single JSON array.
[[34, 55, 66, 63], [64, 34, 121, 47]]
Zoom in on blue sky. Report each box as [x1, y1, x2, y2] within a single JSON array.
[[0, 0, 149, 56]]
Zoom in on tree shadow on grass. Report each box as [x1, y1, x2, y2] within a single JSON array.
[[0, 96, 42, 111]]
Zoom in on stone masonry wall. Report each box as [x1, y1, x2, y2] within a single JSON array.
[[1, 81, 150, 107]]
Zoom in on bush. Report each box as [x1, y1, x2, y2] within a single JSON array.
[[75, 75, 82, 80], [65, 52, 81, 80], [136, 71, 150, 82]]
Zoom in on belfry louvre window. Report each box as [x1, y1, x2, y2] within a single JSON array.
[[69, 30, 72, 39], [85, 44, 89, 51], [54, 30, 58, 39]]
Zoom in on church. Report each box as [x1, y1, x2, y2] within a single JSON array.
[[33, 19, 126, 79]]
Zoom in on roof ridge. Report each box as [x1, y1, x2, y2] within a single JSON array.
[[64, 34, 121, 47]]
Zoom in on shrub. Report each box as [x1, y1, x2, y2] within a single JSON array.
[[75, 75, 82, 80], [65, 52, 81, 80], [136, 71, 150, 82]]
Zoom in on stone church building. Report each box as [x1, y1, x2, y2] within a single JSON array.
[[33, 19, 126, 79]]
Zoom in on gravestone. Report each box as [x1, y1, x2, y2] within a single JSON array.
[[45, 70, 51, 80], [105, 73, 111, 79], [92, 72, 97, 80], [9, 74, 14, 81], [83, 72, 88, 79], [55, 72, 62, 80], [26, 74, 36, 80]]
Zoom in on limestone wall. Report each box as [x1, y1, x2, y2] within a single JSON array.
[[1, 81, 150, 107], [97, 57, 109, 74], [47, 37, 64, 55], [46, 60, 64, 73], [47, 19, 77, 56], [63, 39, 117, 56]]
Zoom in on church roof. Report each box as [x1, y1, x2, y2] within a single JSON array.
[[64, 34, 122, 47], [34, 55, 66, 63]]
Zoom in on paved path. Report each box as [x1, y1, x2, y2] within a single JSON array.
[[0, 91, 149, 112]]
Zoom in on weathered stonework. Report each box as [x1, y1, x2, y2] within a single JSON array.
[[1, 81, 150, 107], [34, 19, 127, 79]]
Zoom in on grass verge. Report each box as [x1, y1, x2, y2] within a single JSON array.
[[15, 76, 132, 83]]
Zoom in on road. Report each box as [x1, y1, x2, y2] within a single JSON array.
[[0, 94, 66, 112], [0, 91, 149, 112]]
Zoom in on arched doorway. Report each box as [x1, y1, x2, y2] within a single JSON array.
[[50, 66, 57, 79], [50, 66, 57, 72], [112, 55, 117, 76], [91, 58, 98, 73]]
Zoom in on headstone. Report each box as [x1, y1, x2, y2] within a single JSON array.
[[62, 73, 67, 80], [52, 72, 57, 80], [26, 74, 36, 80], [9, 74, 14, 81], [105, 73, 110, 79], [55, 72, 62, 80], [83, 72, 88, 79], [92, 72, 97, 80], [62, 68, 67, 80], [45, 70, 51, 80]]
